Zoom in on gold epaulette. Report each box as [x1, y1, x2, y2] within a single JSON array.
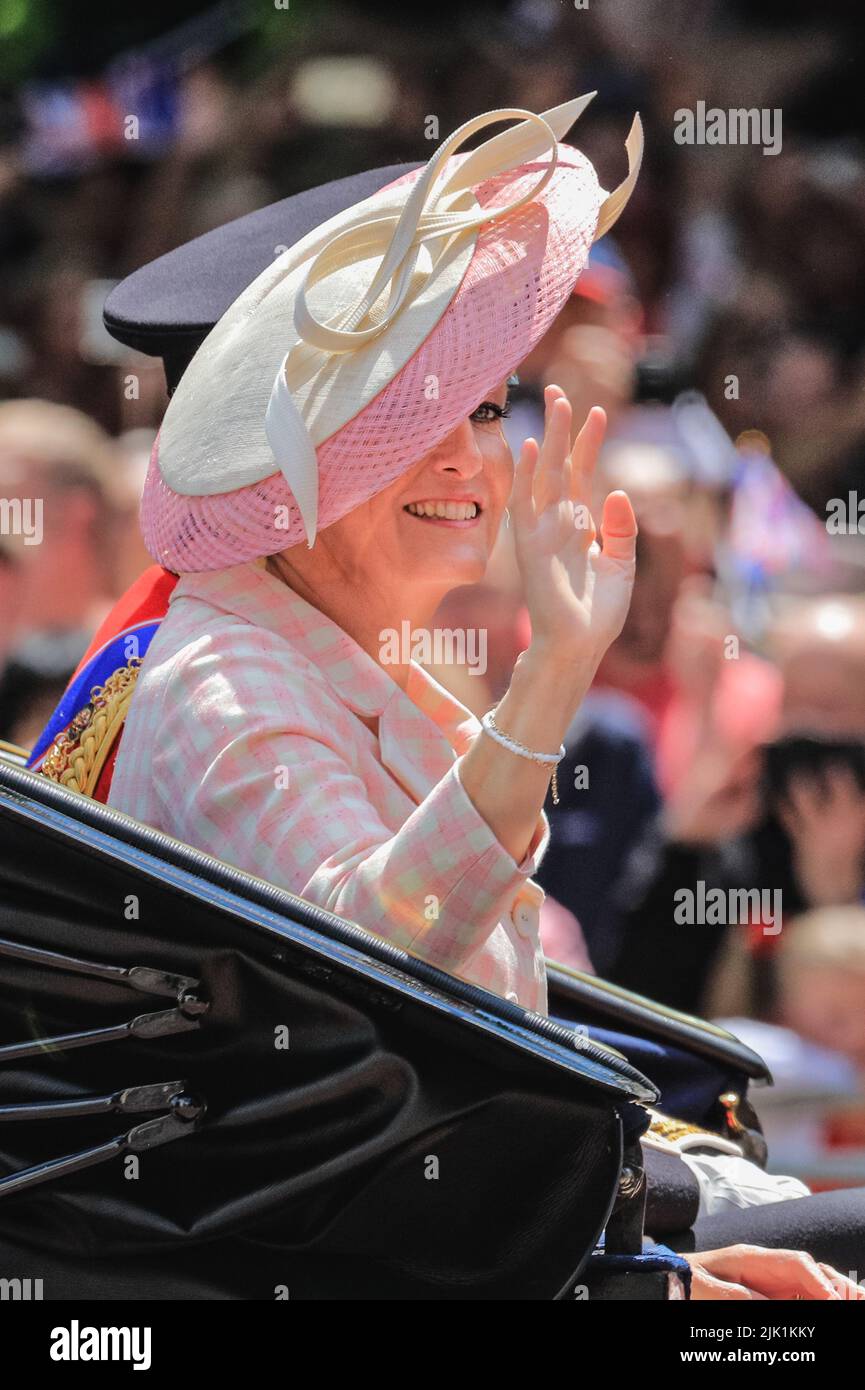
[[39, 658, 143, 799], [649, 1093, 746, 1147], [648, 1111, 714, 1145]]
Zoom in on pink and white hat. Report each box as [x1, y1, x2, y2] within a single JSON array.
[[140, 93, 642, 572]]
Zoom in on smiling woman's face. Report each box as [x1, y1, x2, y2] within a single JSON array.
[[304, 377, 515, 593]]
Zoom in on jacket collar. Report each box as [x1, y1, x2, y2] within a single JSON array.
[[173, 561, 481, 803]]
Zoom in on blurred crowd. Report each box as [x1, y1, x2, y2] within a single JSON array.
[[2, 0, 865, 1188]]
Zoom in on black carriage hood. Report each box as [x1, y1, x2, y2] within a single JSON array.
[[0, 759, 656, 1300]]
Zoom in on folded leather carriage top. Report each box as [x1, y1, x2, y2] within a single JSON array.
[[547, 964, 770, 1083], [0, 759, 762, 1300]]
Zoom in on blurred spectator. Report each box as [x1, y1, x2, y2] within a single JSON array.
[[0, 628, 92, 750], [0, 400, 121, 722], [719, 906, 865, 1187], [758, 596, 865, 914], [15, 265, 122, 433], [536, 687, 661, 976], [610, 595, 865, 1019], [781, 907, 865, 1071], [591, 426, 783, 798]]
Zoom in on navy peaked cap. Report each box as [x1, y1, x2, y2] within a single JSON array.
[[103, 162, 420, 392]]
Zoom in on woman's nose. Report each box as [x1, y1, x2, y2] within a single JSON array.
[[429, 417, 484, 477]]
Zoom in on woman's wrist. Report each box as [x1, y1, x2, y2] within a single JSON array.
[[515, 639, 600, 707], [485, 642, 596, 763]]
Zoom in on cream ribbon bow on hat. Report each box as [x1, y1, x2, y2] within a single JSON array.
[[157, 94, 642, 547]]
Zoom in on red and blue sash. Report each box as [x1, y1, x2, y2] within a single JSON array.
[[27, 566, 178, 798]]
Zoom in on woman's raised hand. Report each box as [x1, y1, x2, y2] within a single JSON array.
[[511, 385, 637, 676], [457, 386, 638, 867]]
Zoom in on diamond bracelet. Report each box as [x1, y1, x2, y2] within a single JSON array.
[[480, 709, 566, 805]]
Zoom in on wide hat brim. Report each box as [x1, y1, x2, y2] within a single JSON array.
[[130, 97, 642, 571]]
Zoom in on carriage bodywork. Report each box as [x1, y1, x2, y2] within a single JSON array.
[[0, 755, 768, 1299]]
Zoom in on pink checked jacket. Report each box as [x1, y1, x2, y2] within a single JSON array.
[[109, 560, 551, 1012]]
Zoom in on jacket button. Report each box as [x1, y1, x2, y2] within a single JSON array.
[[511, 899, 539, 940]]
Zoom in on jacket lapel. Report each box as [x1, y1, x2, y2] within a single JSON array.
[[377, 694, 457, 804], [185, 566, 482, 805]]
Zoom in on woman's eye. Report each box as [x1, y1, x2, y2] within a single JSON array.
[[470, 400, 511, 424]]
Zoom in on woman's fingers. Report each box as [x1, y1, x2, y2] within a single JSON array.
[[600, 489, 637, 563], [511, 437, 539, 524], [818, 1263, 865, 1300], [519, 394, 632, 566], [534, 386, 571, 511], [569, 404, 607, 509], [531, 392, 608, 525]]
